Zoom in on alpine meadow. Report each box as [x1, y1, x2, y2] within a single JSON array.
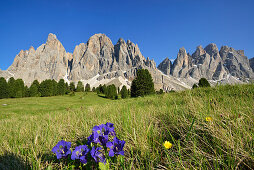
[[1, 0, 254, 169]]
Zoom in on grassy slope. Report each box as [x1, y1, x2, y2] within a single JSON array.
[[0, 84, 253, 169]]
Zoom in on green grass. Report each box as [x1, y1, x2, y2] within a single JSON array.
[[0, 84, 254, 169]]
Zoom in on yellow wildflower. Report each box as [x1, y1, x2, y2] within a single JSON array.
[[163, 141, 172, 149], [205, 116, 213, 122]]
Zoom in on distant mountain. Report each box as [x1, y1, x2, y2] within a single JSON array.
[[0, 33, 253, 91], [158, 44, 254, 82], [0, 33, 190, 91]]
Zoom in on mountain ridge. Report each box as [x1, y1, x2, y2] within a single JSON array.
[[0, 33, 253, 91]]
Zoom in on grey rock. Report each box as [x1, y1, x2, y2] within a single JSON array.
[[157, 57, 172, 75], [250, 57, 254, 72], [171, 47, 191, 77], [220, 46, 254, 80]]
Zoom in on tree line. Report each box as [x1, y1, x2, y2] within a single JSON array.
[[0, 69, 161, 100], [0, 77, 91, 99]]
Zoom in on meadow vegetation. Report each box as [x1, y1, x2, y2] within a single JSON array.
[[0, 84, 253, 169]]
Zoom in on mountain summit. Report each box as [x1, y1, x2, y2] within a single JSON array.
[[1, 33, 253, 91]]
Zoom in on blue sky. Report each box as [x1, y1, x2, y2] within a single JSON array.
[[0, 0, 254, 70]]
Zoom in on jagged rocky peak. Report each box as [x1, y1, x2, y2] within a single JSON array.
[[170, 47, 192, 77], [29, 46, 35, 53], [192, 45, 206, 59], [204, 43, 220, 58], [47, 33, 57, 42], [219, 45, 254, 79], [145, 57, 156, 69], [175, 47, 189, 67], [87, 33, 114, 56], [250, 57, 254, 72], [157, 57, 172, 75]]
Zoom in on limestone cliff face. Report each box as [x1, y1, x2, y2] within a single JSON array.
[[219, 46, 254, 79], [171, 47, 191, 77], [7, 33, 69, 85], [2, 33, 253, 91], [2, 33, 186, 90], [158, 43, 254, 82], [157, 57, 172, 75], [250, 57, 254, 72]]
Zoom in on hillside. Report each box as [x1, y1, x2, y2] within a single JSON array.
[[0, 84, 254, 169]]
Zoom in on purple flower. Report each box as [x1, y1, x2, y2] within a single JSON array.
[[106, 137, 125, 157], [88, 122, 116, 146], [90, 146, 106, 164], [71, 145, 90, 164], [52, 140, 71, 159], [92, 123, 116, 136]]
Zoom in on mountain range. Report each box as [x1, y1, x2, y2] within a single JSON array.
[[1, 33, 254, 91]]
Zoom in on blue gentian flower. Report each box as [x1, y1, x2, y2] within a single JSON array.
[[52, 140, 72, 159], [88, 123, 116, 146], [106, 137, 125, 157], [71, 145, 90, 164], [90, 146, 106, 164]]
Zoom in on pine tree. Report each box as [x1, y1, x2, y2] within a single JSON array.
[[131, 69, 155, 97], [14, 79, 25, 98], [0, 77, 8, 99], [105, 84, 117, 99], [52, 80, 58, 96], [39, 79, 53, 97], [120, 85, 128, 99], [198, 78, 210, 87], [29, 80, 40, 97], [8, 77, 16, 98], [76, 81, 84, 92], [85, 83, 91, 92], [65, 82, 70, 94], [57, 79, 66, 95], [24, 86, 30, 97], [92, 87, 96, 92], [69, 82, 75, 92], [192, 84, 198, 89]]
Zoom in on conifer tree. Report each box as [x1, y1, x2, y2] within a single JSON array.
[[198, 78, 210, 87], [120, 85, 128, 99], [192, 84, 198, 89], [52, 80, 58, 96], [85, 83, 91, 92], [24, 86, 30, 97], [105, 84, 117, 99], [131, 69, 155, 97], [0, 77, 8, 99], [57, 79, 66, 95], [76, 81, 84, 92], [29, 80, 40, 97], [69, 82, 75, 92], [14, 79, 25, 98], [65, 82, 70, 94], [8, 77, 16, 98], [39, 79, 53, 97]]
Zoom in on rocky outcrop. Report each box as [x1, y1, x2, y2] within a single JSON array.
[[219, 46, 254, 79], [6, 33, 69, 85], [1, 33, 253, 91], [0, 33, 190, 90], [171, 47, 191, 77], [250, 57, 254, 72], [157, 57, 172, 75], [158, 43, 254, 82]]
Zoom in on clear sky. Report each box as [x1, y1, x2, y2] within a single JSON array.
[[0, 0, 254, 70]]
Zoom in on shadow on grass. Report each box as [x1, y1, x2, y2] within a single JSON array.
[[97, 94, 107, 99], [0, 151, 31, 170]]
